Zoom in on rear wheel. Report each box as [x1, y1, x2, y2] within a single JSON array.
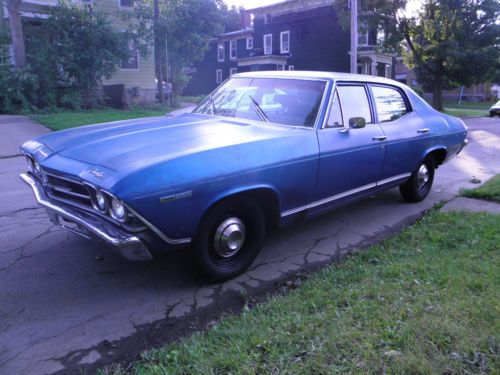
[[399, 158, 435, 202], [189, 197, 266, 282]]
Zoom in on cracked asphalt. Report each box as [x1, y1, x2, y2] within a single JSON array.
[[0, 116, 499, 374]]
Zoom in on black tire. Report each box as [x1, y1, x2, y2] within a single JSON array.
[[399, 157, 435, 203], [189, 197, 266, 282]]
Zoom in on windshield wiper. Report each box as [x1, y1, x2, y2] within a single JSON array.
[[249, 95, 269, 123], [208, 95, 216, 115]]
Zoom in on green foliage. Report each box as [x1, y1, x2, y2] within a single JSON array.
[[402, 0, 499, 109], [103, 211, 500, 374], [0, 32, 38, 113], [1, 1, 129, 113], [131, 0, 226, 99], [35, 1, 129, 108], [335, 0, 499, 110]]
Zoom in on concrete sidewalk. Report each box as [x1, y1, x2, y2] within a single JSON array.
[[0, 115, 49, 158], [441, 196, 500, 214]]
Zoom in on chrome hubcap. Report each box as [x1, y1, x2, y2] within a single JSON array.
[[213, 217, 246, 258], [417, 164, 429, 189]]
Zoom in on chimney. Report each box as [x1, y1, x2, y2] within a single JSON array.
[[241, 10, 252, 29]]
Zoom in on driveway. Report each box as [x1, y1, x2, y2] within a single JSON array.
[[0, 116, 499, 375]]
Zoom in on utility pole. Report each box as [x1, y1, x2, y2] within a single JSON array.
[[154, 0, 165, 104], [350, 0, 357, 74]]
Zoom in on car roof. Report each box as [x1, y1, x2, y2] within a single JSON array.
[[232, 71, 407, 88]]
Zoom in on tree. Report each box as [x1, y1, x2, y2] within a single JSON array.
[[36, 2, 130, 107], [335, 0, 499, 110], [3, 0, 26, 67], [399, 0, 499, 110], [132, 0, 225, 104]]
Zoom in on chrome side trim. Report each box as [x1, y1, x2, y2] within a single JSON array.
[[20, 173, 153, 261], [123, 203, 192, 245], [281, 173, 411, 217], [376, 173, 412, 186]]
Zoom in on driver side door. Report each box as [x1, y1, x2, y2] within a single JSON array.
[[314, 83, 386, 208]]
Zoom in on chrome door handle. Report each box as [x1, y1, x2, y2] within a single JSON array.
[[372, 136, 387, 141], [417, 128, 430, 133]]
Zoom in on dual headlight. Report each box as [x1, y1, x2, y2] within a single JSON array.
[[93, 189, 127, 222]]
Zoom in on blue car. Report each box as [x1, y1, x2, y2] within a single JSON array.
[[20, 72, 468, 281]]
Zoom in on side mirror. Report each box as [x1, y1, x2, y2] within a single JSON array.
[[349, 117, 366, 129]]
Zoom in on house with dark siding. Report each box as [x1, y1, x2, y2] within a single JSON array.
[[183, 0, 395, 96]]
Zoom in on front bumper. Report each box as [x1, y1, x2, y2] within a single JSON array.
[[20, 173, 153, 261]]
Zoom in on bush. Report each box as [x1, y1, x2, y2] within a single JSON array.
[[0, 33, 38, 113]]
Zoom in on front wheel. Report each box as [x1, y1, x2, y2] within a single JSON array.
[[399, 158, 435, 202], [189, 198, 266, 282]]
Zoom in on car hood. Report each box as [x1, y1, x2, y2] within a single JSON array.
[[37, 113, 300, 173]]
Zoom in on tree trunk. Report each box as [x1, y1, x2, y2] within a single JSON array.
[[7, 0, 26, 68], [432, 70, 443, 111], [154, 0, 164, 104]]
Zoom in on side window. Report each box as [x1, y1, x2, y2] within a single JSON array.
[[326, 91, 343, 128], [337, 85, 372, 125], [371, 85, 409, 122]]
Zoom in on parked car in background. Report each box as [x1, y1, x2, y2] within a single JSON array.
[[20, 72, 468, 281], [489, 100, 500, 117]]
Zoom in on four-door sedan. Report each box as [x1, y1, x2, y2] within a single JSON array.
[[20, 72, 468, 281]]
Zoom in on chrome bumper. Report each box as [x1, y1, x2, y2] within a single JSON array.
[[20, 173, 153, 261], [457, 138, 469, 155]]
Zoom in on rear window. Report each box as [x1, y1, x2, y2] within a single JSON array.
[[371, 85, 409, 123]]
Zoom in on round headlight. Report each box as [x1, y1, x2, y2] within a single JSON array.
[[33, 160, 41, 175], [111, 197, 126, 221], [95, 190, 107, 212]]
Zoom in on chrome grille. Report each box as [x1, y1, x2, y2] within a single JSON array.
[[43, 171, 92, 207]]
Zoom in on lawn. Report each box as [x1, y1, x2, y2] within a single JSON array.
[[32, 105, 173, 131], [442, 100, 492, 118], [105, 210, 500, 375], [462, 174, 500, 203]]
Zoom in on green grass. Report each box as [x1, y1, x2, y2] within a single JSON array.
[[178, 95, 205, 105], [32, 105, 173, 131], [462, 174, 500, 203], [442, 100, 492, 118], [104, 211, 500, 375]]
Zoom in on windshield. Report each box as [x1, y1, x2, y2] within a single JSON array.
[[194, 77, 327, 127]]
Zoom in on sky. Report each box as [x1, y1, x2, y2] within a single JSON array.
[[223, 0, 423, 16]]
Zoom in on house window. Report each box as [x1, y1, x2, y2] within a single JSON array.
[[246, 37, 253, 50], [216, 69, 222, 84], [280, 31, 290, 54], [121, 39, 138, 70], [288, 65, 295, 71], [358, 21, 368, 46], [119, 0, 134, 8], [230, 67, 237, 76], [265, 14, 272, 24], [230, 40, 237, 60], [277, 64, 285, 71], [217, 43, 225, 62], [264, 34, 272, 55]]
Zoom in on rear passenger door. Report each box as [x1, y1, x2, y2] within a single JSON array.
[[369, 84, 431, 181]]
